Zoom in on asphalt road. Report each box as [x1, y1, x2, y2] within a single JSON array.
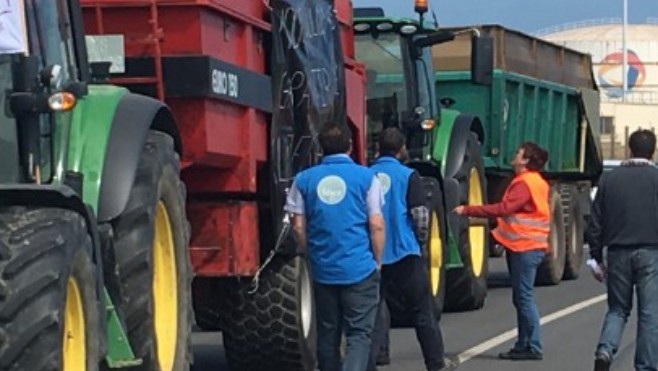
[[191, 256, 640, 371]]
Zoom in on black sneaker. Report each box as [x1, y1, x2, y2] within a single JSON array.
[[498, 350, 543, 360], [594, 351, 611, 371]]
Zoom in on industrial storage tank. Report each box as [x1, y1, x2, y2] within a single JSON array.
[[537, 20, 658, 159], [538, 20, 658, 103]]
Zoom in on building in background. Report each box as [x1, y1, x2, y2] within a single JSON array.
[[536, 19, 658, 159]]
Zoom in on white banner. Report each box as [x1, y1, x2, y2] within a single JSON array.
[[0, 0, 26, 54]]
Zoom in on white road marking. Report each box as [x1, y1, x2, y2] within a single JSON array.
[[456, 294, 607, 364]]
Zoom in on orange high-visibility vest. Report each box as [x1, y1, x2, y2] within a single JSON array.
[[492, 171, 550, 252]]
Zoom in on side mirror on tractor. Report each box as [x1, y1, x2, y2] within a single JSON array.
[[471, 36, 494, 86], [413, 31, 455, 49]]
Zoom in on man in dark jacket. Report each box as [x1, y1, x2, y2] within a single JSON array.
[[367, 128, 450, 371], [589, 129, 658, 371]]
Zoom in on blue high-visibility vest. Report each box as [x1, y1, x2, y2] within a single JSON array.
[[371, 156, 421, 265], [295, 154, 378, 284]]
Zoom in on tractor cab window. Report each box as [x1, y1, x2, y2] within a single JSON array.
[[26, 0, 79, 81], [356, 33, 412, 160]]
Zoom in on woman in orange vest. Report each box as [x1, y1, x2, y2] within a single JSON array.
[[455, 142, 550, 361]]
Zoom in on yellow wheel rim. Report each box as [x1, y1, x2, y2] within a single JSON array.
[[468, 168, 486, 277], [429, 211, 443, 295], [63, 278, 85, 371], [153, 201, 178, 370]]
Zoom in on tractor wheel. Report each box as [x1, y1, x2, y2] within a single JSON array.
[[536, 187, 566, 285], [112, 131, 192, 370], [0, 207, 100, 370], [445, 133, 489, 312], [563, 186, 584, 280], [203, 255, 316, 371], [425, 177, 448, 317]]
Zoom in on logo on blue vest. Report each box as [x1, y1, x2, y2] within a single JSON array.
[[376, 173, 391, 195], [317, 176, 347, 205]]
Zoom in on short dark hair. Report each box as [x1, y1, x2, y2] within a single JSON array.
[[319, 122, 352, 156], [629, 129, 656, 160], [378, 128, 405, 156], [520, 142, 548, 171]]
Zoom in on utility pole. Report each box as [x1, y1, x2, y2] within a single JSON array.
[[622, 0, 628, 102]]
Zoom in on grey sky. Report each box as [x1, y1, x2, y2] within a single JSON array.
[[352, 0, 658, 34]]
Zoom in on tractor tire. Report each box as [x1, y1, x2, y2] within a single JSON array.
[[202, 255, 316, 371], [111, 131, 192, 371], [563, 186, 584, 280], [445, 133, 489, 312], [536, 187, 566, 285], [0, 207, 100, 370], [425, 177, 448, 317]]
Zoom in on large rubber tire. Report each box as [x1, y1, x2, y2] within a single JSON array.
[[111, 131, 192, 370], [0, 207, 100, 370], [425, 177, 448, 317], [197, 255, 316, 371], [445, 133, 489, 312], [536, 187, 566, 285], [563, 186, 584, 280]]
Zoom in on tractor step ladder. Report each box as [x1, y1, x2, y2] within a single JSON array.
[[86, 0, 165, 100]]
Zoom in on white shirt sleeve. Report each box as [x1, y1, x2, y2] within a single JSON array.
[[366, 176, 384, 216], [0, 1, 27, 54], [284, 182, 305, 215]]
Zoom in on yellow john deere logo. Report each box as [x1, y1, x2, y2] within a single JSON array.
[[317, 175, 347, 205]]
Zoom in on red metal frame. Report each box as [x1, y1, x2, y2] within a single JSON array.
[[80, 0, 366, 277]]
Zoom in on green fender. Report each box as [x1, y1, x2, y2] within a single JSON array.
[[65, 85, 128, 212], [65, 86, 181, 222]]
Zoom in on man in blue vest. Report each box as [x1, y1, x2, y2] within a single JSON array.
[[367, 128, 449, 371], [285, 121, 386, 371]]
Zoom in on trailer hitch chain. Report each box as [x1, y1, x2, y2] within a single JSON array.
[[248, 213, 292, 294]]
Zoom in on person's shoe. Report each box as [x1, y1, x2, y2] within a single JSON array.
[[498, 349, 543, 360], [432, 357, 457, 370], [375, 355, 390, 366], [594, 351, 611, 371]]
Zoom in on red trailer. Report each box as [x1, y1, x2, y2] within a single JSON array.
[[80, 0, 366, 369]]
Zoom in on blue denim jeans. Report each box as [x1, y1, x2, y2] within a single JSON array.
[[314, 269, 380, 371], [506, 249, 545, 354], [597, 248, 658, 371]]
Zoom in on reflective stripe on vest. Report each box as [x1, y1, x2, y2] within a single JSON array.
[[494, 229, 548, 244], [501, 215, 550, 229], [492, 171, 550, 252]]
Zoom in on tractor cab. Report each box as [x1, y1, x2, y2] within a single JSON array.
[[354, 6, 492, 162]]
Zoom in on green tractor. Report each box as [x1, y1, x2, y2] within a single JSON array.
[[0, 1, 191, 369], [353, 6, 494, 318]]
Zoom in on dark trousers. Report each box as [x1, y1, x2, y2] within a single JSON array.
[[506, 249, 544, 353], [597, 248, 658, 371], [368, 255, 445, 371], [314, 269, 380, 371]]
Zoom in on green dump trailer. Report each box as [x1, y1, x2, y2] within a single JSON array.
[[432, 25, 603, 285], [354, 16, 603, 321]]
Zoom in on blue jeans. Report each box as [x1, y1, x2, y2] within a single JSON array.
[[314, 269, 380, 371], [597, 248, 658, 371], [506, 249, 544, 353]]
